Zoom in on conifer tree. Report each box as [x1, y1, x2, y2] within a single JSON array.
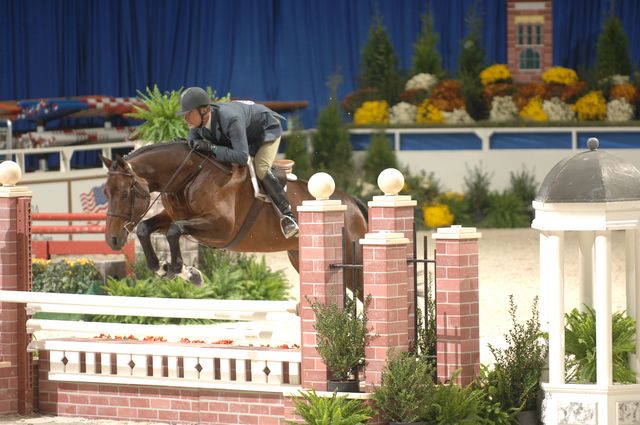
[[457, 2, 486, 120], [412, 5, 445, 78], [595, 16, 631, 79]]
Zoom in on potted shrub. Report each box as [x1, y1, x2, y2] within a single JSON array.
[[372, 349, 434, 424], [486, 296, 547, 425], [308, 295, 372, 392], [287, 389, 374, 425]]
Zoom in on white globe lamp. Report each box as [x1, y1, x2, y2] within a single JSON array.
[[377, 168, 404, 196], [308, 172, 335, 200], [0, 161, 22, 187]]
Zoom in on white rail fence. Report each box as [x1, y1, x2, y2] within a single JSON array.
[[0, 290, 302, 393]]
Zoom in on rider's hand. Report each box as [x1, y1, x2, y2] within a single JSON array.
[[189, 139, 212, 153]]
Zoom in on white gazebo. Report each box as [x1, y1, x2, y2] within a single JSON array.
[[533, 138, 640, 425]]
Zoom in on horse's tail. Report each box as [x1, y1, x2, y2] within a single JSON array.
[[351, 196, 369, 224]]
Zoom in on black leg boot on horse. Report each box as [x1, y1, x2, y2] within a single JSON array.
[[260, 169, 299, 238]]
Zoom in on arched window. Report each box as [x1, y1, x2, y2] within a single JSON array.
[[519, 48, 540, 70]]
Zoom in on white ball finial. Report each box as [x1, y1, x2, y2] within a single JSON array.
[[587, 137, 599, 151], [0, 161, 22, 187], [308, 172, 335, 200], [377, 168, 405, 196]]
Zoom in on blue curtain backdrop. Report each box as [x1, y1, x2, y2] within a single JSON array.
[[1, 0, 638, 128]]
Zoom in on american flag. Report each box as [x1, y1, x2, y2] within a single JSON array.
[[80, 184, 108, 214]]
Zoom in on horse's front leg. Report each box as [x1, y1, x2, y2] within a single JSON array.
[[136, 211, 172, 272], [166, 217, 228, 285]]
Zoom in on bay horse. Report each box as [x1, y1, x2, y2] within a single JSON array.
[[99, 140, 367, 288]]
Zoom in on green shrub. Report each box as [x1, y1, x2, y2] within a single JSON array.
[[457, 4, 486, 120], [509, 165, 538, 222], [463, 163, 492, 224], [565, 306, 636, 383], [400, 167, 442, 227], [470, 366, 516, 425], [481, 191, 529, 228], [413, 273, 436, 368], [595, 16, 632, 80], [427, 378, 489, 425], [487, 296, 547, 412], [372, 350, 435, 423], [363, 131, 398, 183], [439, 192, 473, 226], [283, 117, 313, 180], [360, 14, 403, 105], [312, 76, 355, 191], [32, 258, 102, 294], [412, 5, 445, 78], [288, 390, 373, 425]]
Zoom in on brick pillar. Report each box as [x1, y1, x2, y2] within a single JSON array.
[[361, 232, 410, 387], [368, 193, 417, 347], [296, 176, 346, 392], [433, 225, 481, 386], [0, 182, 33, 415]]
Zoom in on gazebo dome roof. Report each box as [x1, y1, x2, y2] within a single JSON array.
[[536, 138, 640, 203]]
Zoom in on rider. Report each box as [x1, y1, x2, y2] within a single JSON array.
[[178, 86, 299, 239]]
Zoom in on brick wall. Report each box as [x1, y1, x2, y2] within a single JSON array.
[[433, 226, 481, 386], [38, 352, 287, 425]]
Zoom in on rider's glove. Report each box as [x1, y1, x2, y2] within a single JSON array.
[[189, 138, 213, 154]]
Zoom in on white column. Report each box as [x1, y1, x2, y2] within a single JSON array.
[[626, 230, 638, 377], [546, 231, 565, 385], [578, 231, 594, 311], [539, 233, 549, 334], [594, 231, 612, 387]]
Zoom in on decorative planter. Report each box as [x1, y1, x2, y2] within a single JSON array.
[[327, 379, 359, 393], [516, 409, 538, 425]]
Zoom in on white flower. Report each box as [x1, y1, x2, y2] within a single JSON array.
[[606, 98, 634, 122], [542, 97, 575, 122], [405, 73, 438, 92], [443, 108, 475, 124], [389, 102, 417, 125], [610, 74, 630, 86], [489, 96, 518, 122]]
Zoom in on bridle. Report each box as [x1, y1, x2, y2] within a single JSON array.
[[106, 169, 151, 234]]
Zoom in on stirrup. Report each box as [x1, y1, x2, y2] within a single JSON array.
[[280, 215, 299, 239]]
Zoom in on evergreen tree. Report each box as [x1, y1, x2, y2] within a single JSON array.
[[284, 116, 313, 181], [360, 13, 403, 105], [412, 5, 445, 78], [364, 131, 398, 184], [595, 16, 632, 79], [457, 2, 486, 120], [312, 76, 355, 191]]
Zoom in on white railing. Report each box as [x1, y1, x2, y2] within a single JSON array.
[[1, 290, 301, 392]]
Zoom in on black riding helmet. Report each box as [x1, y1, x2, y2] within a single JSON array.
[[178, 87, 211, 116]]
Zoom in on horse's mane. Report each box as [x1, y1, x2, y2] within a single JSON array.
[[124, 139, 188, 160]]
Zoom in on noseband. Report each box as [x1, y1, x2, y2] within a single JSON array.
[[107, 170, 151, 233]]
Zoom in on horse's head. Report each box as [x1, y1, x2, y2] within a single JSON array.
[[100, 154, 150, 250]]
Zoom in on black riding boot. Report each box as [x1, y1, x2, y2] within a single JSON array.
[[260, 169, 299, 238]]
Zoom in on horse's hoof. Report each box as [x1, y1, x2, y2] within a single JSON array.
[[177, 266, 203, 286], [156, 261, 170, 278]]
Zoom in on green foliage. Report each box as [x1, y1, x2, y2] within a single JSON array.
[[359, 14, 403, 105], [439, 193, 473, 226], [413, 273, 436, 368], [400, 167, 442, 226], [363, 131, 398, 183], [487, 296, 547, 412], [287, 390, 374, 425], [32, 258, 102, 294], [463, 163, 492, 224], [427, 378, 489, 425], [595, 16, 632, 79], [481, 191, 530, 228], [412, 5, 445, 78], [470, 366, 516, 425], [457, 3, 486, 120], [372, 350, 435, 423], [283, 117, 313, 180], [509, 165, 538, 222], [91, 248, 288, 324], [312, 78, 355, 191], [308, 295, 372, 381], [565, 306, 637, 383], [128, 85, 229, 143]]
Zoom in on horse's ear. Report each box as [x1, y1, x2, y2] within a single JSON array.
[[115, 155, 128, 169], [99, 154, 113, 169]]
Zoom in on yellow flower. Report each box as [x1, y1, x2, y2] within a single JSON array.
[[353, 100, 389, 125], [542, 67, 578, 85], [573, 91, 606, 121], [442, 192, 464, 202], [422, 203, 454, 228], [480, 64, 512, 87], [416, 100, 444, 124], [77, 258, 93, 266], [519, 97, 549, 122]]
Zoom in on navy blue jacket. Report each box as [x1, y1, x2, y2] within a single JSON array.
[[187, 101, 285, 165]]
